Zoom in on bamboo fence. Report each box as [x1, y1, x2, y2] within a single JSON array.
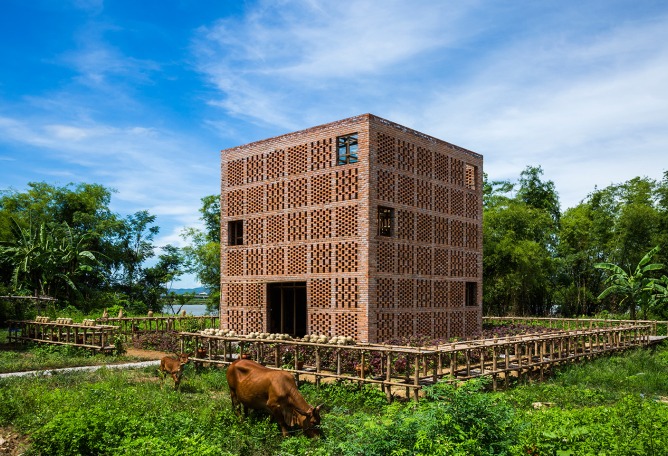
[[483, 316, 668, 337], [180, 323, 653, 402]]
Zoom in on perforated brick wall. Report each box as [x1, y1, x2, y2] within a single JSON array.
[[221, 114, 482, 343], [366, 115, 483, 342]]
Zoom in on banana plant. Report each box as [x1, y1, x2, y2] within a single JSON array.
[[595, 246, 664, 320], [0, 218, 99, 299]]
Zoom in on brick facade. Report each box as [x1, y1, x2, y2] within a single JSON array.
[[220, 114, 483, 343]]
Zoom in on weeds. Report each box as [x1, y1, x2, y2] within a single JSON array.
[[0, 341, 666, 455]]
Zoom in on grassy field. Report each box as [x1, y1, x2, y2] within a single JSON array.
[[0, 330, 153, 374], [0, 337, 667, 455]]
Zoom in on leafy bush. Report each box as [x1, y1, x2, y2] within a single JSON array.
[[180, 316, 208, 333], [418, 377, 517, 455], [301, 381, 387, 413], [105, 304, 126, 319], [298, 377, 517, 456], [56, 304, 84, 321], [113, 333, 127, 355]]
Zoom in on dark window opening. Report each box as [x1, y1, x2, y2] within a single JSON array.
[[465, 282, 477, 307], [337, 133, 359, 165], [378, 206, 393, 236], [228, 220, 243, 246], [268, 282, 307, 337]]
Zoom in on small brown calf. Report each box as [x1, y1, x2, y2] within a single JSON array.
[[158, 353, 190, 390]]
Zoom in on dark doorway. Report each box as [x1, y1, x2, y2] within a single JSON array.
[[267, 282, 307, 337]]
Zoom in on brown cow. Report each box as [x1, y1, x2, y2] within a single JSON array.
[[226, 359, 324, 437], [158, 353, 190, 390]]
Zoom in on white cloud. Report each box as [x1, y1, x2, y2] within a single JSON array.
[[194, 1, 481, 129], [407, 12, 668, 209], [0, 113, 217, 223], [44, 124, 95, 141], [194, 3, 668, 211]]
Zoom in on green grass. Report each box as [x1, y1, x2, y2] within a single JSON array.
[[505, 344, 668, 455], [507, 345, 668, 409], [0, 341, 667, 455], [0, 341, 149, 374]]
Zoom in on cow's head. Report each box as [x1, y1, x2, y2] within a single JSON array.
[[295, 404, 324, 438], [177, 352, 191, 366]]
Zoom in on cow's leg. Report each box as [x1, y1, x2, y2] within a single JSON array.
[[157, 368, 166, 388], [267, 402, 290, 437], [172, 372, 180, 390], [229, 388, 242, 417]]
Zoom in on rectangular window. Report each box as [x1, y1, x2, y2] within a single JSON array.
[[337, 133, 359, 165], [465, 282, 477, 307], [377, 206, 393, 236], [465, 164, 477, 190], [228, 220, 243, 246]]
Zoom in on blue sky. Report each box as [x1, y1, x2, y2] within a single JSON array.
[[2, 1, 667, 288]]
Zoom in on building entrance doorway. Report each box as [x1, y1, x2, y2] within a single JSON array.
[[267, 282, 307, 337]]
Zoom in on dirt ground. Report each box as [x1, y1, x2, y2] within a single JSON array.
[[125, 347, 172, 360], [0, 427, 28, 455]]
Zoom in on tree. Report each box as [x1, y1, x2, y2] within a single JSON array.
[[483, 172, 558, 316], [555, 204, 601, 316], [557, 176, 664, 317], [484, 199, 556, 316], [140, 245, 186, 312], [0, 182, 121, 307], [0, 219, 99, 303], [648, 275, 668, 319], [108, 210, 159, 304], [517, 165, 561, 225], [584, 178, 661, 270], [181, 195, 220, 311], [595, 246, 665, 320]]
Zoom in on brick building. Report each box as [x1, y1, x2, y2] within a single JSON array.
[[220, 114, 482, 343]]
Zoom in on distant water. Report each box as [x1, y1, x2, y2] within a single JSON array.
[[161, 304, 218, 317]]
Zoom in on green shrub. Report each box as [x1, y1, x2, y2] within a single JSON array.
[[56, 304, 84, 321], [300, 381, 387, 413], [105, 304, 126, 318]]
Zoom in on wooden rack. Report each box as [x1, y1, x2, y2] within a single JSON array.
[[8, 319, 118, 352], [96, 316, 219, 339]]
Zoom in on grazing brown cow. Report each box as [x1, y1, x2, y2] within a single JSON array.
[[226, 359, 324, 437], [158, 353, 190, 390]]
